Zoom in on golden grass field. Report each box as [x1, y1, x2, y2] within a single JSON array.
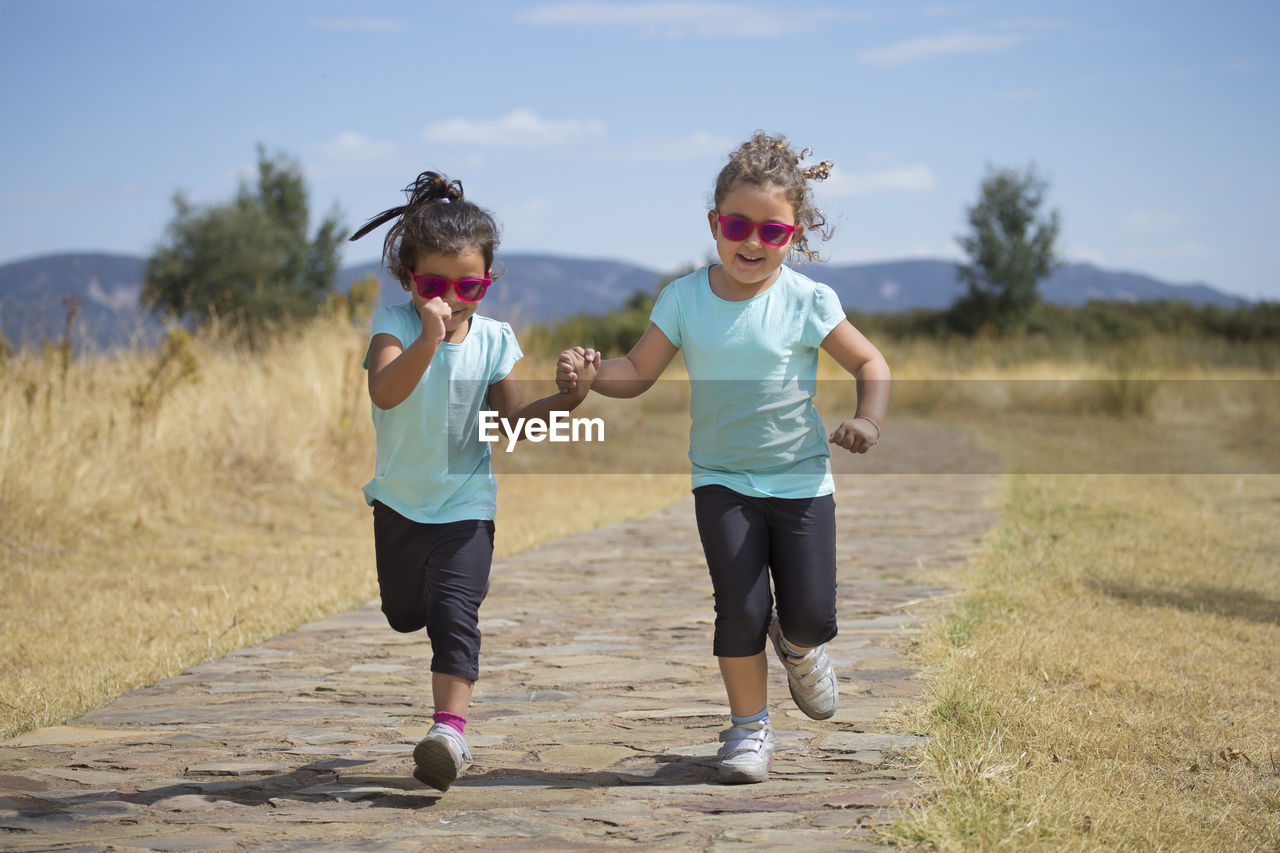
[[1, 313, 1277, 850]]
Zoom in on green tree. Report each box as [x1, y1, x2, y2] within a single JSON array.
[[144, 146, 344, 347], [950, 164, 1061, 333]]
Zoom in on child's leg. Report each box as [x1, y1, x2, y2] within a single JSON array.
[[764, 494, 839, 720], [693, 486, 773, 712], [421, 519, 494, 692], [411, 519, 494, 792], [371, 501, 434, 633], [694, 485, 783, 783], [432, 673, 474, 716], [717, 654, 767, 716], [766, 494, 838, 648]]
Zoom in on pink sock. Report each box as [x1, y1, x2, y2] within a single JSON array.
[[433, 710, 467, 735]]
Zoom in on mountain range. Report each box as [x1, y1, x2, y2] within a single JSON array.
[[0, 251, 1248, 351]]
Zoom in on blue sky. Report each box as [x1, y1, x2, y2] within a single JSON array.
[[2, 1, 1277, 300]]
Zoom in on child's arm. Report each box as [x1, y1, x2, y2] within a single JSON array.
[[583, 324, 679, 399], [487, 352, 597, 439], [366, 299, 450, 409], [820, 319, 891, 454]]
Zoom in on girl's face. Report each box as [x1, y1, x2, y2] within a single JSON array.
[[708, 182, 800, 298], [408, 247, 489, 342]]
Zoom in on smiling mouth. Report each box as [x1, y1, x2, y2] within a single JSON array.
[[737, 253, 764, 264]]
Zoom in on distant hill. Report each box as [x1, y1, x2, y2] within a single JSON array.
[[795, 259, 1247, 313], [0, 253, 163, 351], [0, 251, 1250, 351]]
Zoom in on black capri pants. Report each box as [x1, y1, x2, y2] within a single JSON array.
[[693, 484, 838, 658], [372, 501, 494, 682]]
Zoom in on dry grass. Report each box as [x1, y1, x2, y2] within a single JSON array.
[[0, 316, 685, 739], [885, 407, 1280, 850]]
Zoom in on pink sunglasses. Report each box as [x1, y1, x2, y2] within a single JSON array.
[[716, 213, 797, 247], [409, 270, 492, 302]]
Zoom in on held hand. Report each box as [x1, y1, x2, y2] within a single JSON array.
[[556, 346, 600, 396], [418, 297, 450, 346], [829, 417, 880, 454], [578, 348, 600, 391]]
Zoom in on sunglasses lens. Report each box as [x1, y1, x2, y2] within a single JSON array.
[[456, 279, 487, 301], [417, 276, 447, 298], [759, 223, 792, 246], [720, 216, 752, 241]]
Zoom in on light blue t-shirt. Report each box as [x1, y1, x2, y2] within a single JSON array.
[[361, 303, 522, 523], [649, 264, 847, 499]]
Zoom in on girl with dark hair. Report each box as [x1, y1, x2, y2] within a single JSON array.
[[352, 170, 594, 792], [557, 132, 890, 784]]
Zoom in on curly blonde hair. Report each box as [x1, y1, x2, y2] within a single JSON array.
[[713, 131, 834, 262]]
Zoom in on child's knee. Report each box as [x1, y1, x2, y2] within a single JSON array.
[[381, 602, 426, 634], [713, 607, 771, 656]]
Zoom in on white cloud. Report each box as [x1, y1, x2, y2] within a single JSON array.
[[823, 164, 936, 196], [309, 19, 402, 32], [858, 32, 1024, 68], [423, 109, 606, 148], [520, 2, 810, 38], [1122, 208, 1185, 235], [319, 131, 395, 163]]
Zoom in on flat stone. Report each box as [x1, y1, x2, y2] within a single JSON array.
[[536, 801, 653, 825], [114, 833, 242, 852], [824, 781, 925, 808], [183, 761, 292, 776], [535, 744, 638, 770], [4, 726, 167, 747], [294, 783, 400, 801], [0, 773, 52, 792], [616, 707, 726, 720], [820, 732, 925, 755], [150, 794, 253, 812], [673, 797, 811, 814]]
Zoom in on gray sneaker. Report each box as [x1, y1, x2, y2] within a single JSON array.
[[769, 613, 838, 720], [413, 723, 472, 791], [716, 718, 775, 784]]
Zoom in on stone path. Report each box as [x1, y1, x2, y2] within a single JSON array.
[[0, 421, 998, 852]]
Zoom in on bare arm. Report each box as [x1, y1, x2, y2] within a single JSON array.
[[366, 299, 450, 410], [821, 319, 891, 453], [487, 355, 595, 440], [589, 324, 679, 398]]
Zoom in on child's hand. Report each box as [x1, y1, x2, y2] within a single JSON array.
[[829, 417, 880, 454], [418, 297, 450, 345], [556, 346, 600, 396]]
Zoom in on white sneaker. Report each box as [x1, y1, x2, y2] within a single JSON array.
[[769, 613, 838, 720], [413, 723, 472, 791], [716, 718, 775, 784]]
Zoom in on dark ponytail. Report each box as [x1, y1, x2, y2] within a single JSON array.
[[350, 170, 500, 289]]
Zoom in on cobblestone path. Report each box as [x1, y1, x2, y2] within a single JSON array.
[[0, 421, 998, 851]]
